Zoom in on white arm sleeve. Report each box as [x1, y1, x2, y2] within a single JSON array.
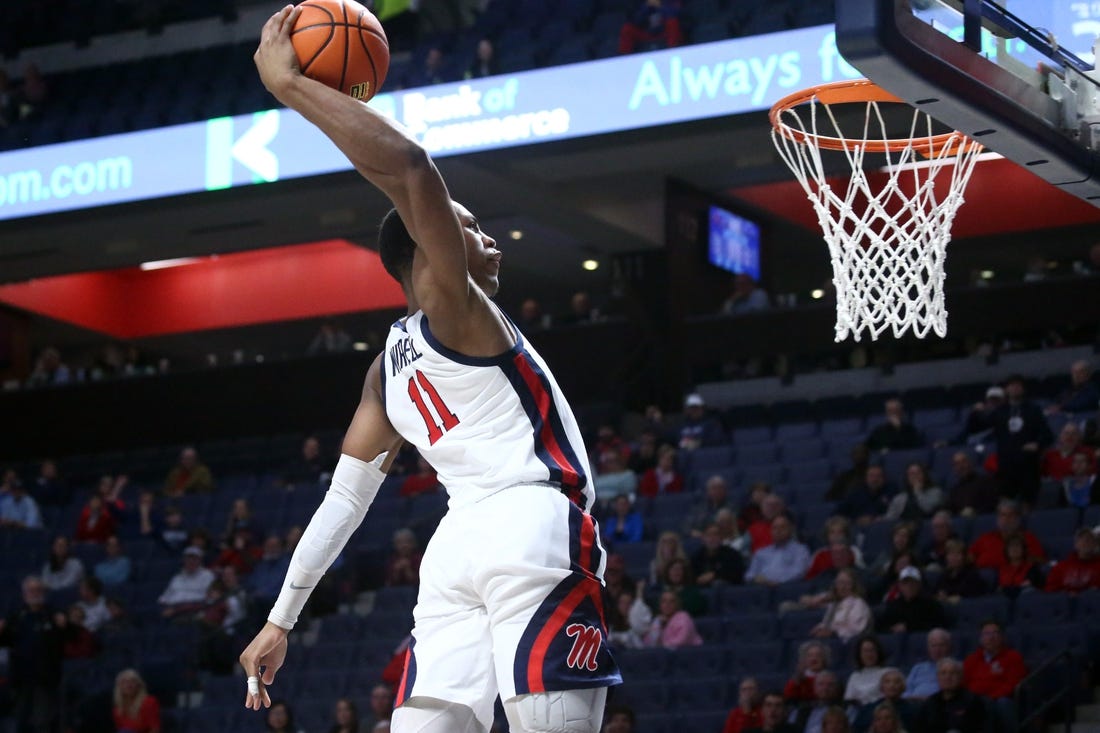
[[268, 452, 387, 629]]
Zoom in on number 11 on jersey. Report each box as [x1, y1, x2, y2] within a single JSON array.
[[407, 370, 460, 445]]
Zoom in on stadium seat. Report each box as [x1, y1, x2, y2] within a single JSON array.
[[731, 426, 774, 446], [1014, 592, 1072, 627], [687, 445, 734, 473], [778, 608, 822, 640], [741, 463, 788, 486], [678, 709, 731, 730], [775, 421, 819, 441], [1023, 623, 1090, 663], [693, 616, 725, 644], [616, 680, 672, 715], [729, 641, 785, 674], [952, 594, 1011, 627], [668, 645, 730, 677], [722, 612, 778, 643], [713, 584, 772, 615], [615, 647, 670, 680], [1026, 508, 1080, 540], [734, 443, 779, 466], [781, 437, 826, 462], [671, 675, 728, 711]]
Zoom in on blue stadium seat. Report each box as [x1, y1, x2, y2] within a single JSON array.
[[714, 584, 772, 615], [775, 421, 819, 441], [781, 438, 826, 462], [668, 645, 730, 677], [1027, 508, 1080, 541], [613, 541, 654, 578], [741, 464, 787, 486], [1023, 623, 1090, 663], [690, 19, 732, 44], [953, 594, 1011, 628], [731, 426, 774, 446], [687, 446, 734, 473], [321, 614, 365, 640], [778, 608, 821, 639], [729, 641, 785, 674], [734, 444, 779, 466], [912, 407, 959, 432], [786, 459, 832, 485], [632, 712, 678, 733], [616, 681, 671, 715], [616, 647, 670, 680], [678, 709, 730, 730], [879, 448, 933, 484], [722, 612, 778, 642], [1014, 592, 1072, 627], [670, 675, 728, 712], [374, 585, 420, 614]]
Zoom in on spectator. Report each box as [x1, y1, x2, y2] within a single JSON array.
[[932, 539, 987, 602], [827, 444, 871, 502], [1061, 450, 1098, 508], [42, 535, 84, 591], [642, 403, 678, 446], [603, 494, 644, 544], [716, 508, 744, 550], [559, 291, 599, 326], [684, 475, 734, 537], [995, 532, 1043, 597], [641, 590, 702, 649], [163, 446, 214, 497], [657, 557, 706, 616], [877, 567, 947, 633], [916, 657, 986, 733], [27, 346, 72, 386], [809, 568, 871, 643], [865, 399, 923, 452], [747, 493, 787, 552], [94, 535, 132, 587], [32, 459, 69, 507], [1044, 527, 1100, 593], [0, 576, 68, 732], [602, 553, 634, 602], [637, 444, 684, 497], [143, 499, 189, 553], [17, 63, 48, 120], [649, 531, 687, 585], [606, 584, 653, 650], [465, 37, 497, 79], [678, 393, 726, 450], [223, 497, 263, 544], [821, 707, 852, 733], [854, 669, 916, 733], [789, 670, 844, 732], [267, 700, 305, 733], [721, 273, 771, 315], [904, 628, 952, 700], [75, 493, 116, 544], [220, 565, 249, 631], [807, 517, 864, 579], [867, 522, 917, 585], [62, 604, 99, 659], [746, 692, 799, 733], [594, 449, 638, 503], [592, 425, 631, 465], [1041, 423, 1096, 480], [248, 535, 291, 604], [406, 46, 447, 88], [948, 386, 1005, 445], [384, 528, 422, 586], [845, 635, 889, 705], [805, 541, 860, 589], [838, 466, 892, 526], [517, 297, 545, 333], [886, 463, 944, 520], [285, 525, 303, 554], [158, 546, 216, 618], [1046, 359, 1100, 414], [365, 683, 394, 729], [963, 620, 1026, 731], [618, 0, 683, 54], [740, 481, 772, 530], [0, 476, 43, 529], [746, 516, 811, 586], [282, 435, 328, 486], [723, 677, 763, 733], [329, 697, 359, 733], [112, 668, 161, 733], [866, 702, 906, 733], [627, 429, 660, 474], [920, 510, 958, 571], [784, 641, 832, 702], [400, 455, 441, 497], [989, 375, 1052, 505], [946, 451, 999, 516], [691, 523, 745, 586], [76, 576, 110, 633], [307, 321, 353, 355], [213, 527, 261, 576], [969, 499, 1045, 569], [603, 704, 636, 733]]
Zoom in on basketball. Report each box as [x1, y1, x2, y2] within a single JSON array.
[[290, 0, 389, 101]]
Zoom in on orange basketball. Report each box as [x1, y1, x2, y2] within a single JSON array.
[[290, 0, 389, 101]]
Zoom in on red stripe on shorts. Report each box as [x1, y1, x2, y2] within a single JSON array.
[[525, 582, 590, 693], [513, 354, 580, 488], [395, 648, 412, 703]]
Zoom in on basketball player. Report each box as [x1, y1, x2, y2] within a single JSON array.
[[239, 7, 620, 733]]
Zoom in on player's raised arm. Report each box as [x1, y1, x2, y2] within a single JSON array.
[[254, 5, 471, 308], [240, 355, 400, 710]]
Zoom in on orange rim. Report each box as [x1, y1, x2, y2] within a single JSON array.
[[769, 79, 975, 157]]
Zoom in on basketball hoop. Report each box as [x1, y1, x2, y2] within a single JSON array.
[[769, 79, 985, 342]]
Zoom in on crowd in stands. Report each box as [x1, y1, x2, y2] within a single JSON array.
[[1, 348, 1099, 732]]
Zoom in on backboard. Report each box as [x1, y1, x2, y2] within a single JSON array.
[[835, 0, 1100, 205]]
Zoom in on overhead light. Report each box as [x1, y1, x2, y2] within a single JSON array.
[[509, 229, 523, 240], [980, 270, 995, 279], [1046, 260, 1058, 269], [811, 288, 825, 299], [352, 341, 369, 351], [582, 259, 599, 271], [139, 257, 203, 271]]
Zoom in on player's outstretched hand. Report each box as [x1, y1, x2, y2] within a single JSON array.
[[254, 4, 303, 101], [239, 621, 290, 710]]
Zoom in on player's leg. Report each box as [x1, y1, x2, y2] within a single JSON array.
[[392, 696, 484, 733], [502, 688, 607, 733]]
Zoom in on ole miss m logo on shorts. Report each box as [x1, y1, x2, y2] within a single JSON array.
[[565, 624, 601, 671]]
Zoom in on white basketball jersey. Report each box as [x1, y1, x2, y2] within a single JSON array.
[[381, 309, 595, 510]]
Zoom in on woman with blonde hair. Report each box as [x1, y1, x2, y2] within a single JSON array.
[[809, 567, 872, 642], [648, 530, 687, 585], [112, 668, 161, 733]]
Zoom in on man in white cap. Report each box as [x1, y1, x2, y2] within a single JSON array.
[[158, 546, 215, 618], [950, 385, 1005, 444], [678, 393, 725, 451], [877, 566, 947, 633]]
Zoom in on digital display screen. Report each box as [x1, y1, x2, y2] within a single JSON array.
[[707, 205, 761, 280]]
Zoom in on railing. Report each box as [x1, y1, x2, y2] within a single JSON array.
[[1015, 648, 1076, 732]]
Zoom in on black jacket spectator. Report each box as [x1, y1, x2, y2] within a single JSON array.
[[866, 399, 924, 452], [877, 592, 947, 633], [691, 525, 745, 587], [918, 688, 986, 732], [990, 378, 1053, 503]]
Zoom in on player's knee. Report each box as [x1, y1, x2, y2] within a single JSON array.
[[391, 697, 483, 733], [503, 688, 606, 733]]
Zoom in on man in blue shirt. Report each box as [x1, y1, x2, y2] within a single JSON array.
[[745, 515, 810, 585], [905, 627, 952, 700], [0, 479, 43, 530]]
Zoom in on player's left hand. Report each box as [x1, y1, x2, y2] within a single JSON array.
[[239, 621, 290, 710], [254, 4, 303, 101]]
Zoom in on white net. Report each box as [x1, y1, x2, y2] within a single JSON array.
[[771, 91, 985, 342]]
